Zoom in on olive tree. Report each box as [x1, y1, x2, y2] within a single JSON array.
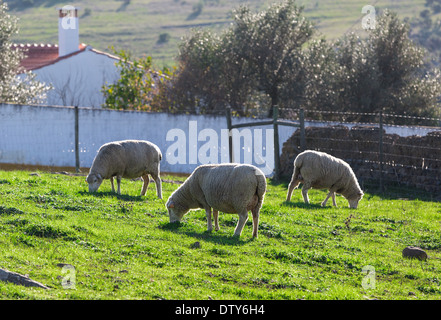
[[101, 47, 173, 111], [0, 2, 49, 104], [171, 0, 315, 116], [334, 10, 441, 121], [171, 27, 257, 115], [162, 2, 440, 121], [231, 1, 315, 117]]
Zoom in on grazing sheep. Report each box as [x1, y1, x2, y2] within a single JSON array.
[[166, 163, 267, 238], [286, 150, 363, 208], [86, 140, 162, 198]]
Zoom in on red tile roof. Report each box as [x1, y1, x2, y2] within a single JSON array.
[[12, 43, 88, 71]]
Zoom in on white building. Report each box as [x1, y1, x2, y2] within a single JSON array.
[[14, 7, 121, 108]]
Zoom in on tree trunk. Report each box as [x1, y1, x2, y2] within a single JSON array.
[[268, 85, 279, 118]]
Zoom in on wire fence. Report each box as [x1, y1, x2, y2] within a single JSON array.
[[277, 108, 441, 199], [2, 103, 440, 199]]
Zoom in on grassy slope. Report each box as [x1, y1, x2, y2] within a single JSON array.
[[9, 0, 426, 68], [0, 170, 440, 300]]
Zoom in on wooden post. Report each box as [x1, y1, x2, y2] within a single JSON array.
[[299, 108, 306, 151], [225, 107, 233, 163], [273, 105, 280, 180], [74, 106, 80, 173], [379, 110, 384, 193]]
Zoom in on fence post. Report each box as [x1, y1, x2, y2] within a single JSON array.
[[74, 106, 80, 173], [299, 108, 306, 151], [379, 110, 384, 193], [273, 105, 280, 180], [225, 107, 233, 163]]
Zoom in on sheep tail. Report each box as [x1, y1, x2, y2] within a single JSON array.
[[293, 152, 304, 172], [255, 172, 267, 208], [292, 152, 304, 182], [286, 155, 303, 202], [292, 165, 301, 182]]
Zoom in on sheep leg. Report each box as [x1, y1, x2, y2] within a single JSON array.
[[286, 179, 300, 201], [205, 208, 213, 232], [321, 191, 333, 207], [331, 192, 337, 207], [286, 173, 301, 201], [234, 210, 248, 237], [110, 177, 115, 193], [251, 207, 260, 238], [150, 172, 162, 199], [140, 174, 150, 196], [301, 183, 311, 204], [116, 176, 122, 195], [213, 210, 220, 231]]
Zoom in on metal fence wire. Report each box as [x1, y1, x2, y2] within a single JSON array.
[[2, 103, 440, 198], [276, 107, 441, 198]]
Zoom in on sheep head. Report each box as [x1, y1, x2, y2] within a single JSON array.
[[166, 198, 188, 223], [348, 191, 364, 209], [86, 173, 103, 193]]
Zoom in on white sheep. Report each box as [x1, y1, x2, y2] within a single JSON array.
[[86, 140, 162, 198], [286, 150, 363, 208], [166, 163, 267, 237]]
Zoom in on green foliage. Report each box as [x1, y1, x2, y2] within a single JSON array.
[[101, 47, 173, 111], [410, 0, 441, 68], [168, 1, 440, 119], [0, 170, 441, 300], [0, 1, 49, 104], [332, 11, 441, 120], [171, 0, 316, 116], [232, 0, 315, 117]]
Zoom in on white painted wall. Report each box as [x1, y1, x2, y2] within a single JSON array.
[[0, 104, 75, 166], [32, 47, 120, 108], [0, 104, 280, 176], [0, 104, 438, 176]]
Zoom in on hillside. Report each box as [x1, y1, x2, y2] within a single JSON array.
[[8, 0, 427, 68]]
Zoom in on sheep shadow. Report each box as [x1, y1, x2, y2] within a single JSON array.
[[282, 201, 328, 210], [159, 221, 254, 246], [78, 190, 146, 202]]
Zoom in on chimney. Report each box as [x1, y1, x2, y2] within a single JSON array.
[[58, 6, 79, 57]]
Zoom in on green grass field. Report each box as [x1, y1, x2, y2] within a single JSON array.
[[9, 0, 427, 68], [0, 169, 440, 300]]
